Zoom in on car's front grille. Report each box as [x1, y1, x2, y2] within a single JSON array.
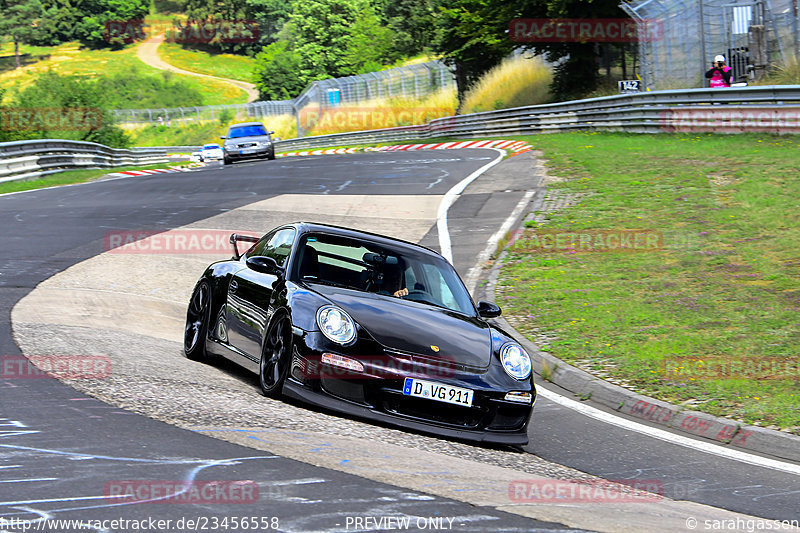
[[381, 390, 487, 429], [320, 374, 367, 405], [487, 404, 529, 431], [237, 142, 257, 148]]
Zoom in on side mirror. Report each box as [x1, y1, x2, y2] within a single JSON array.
[[477, 301, 501, 318], [246, 256, 283, 275], [267, 131, 275, 135]]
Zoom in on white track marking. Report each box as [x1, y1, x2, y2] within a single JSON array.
[[437, 148, 505, 262], [537, 388, 800, 476], [464, 190, 535, 295]]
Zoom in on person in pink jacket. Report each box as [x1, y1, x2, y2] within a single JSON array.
[[705, 55, 732, 87]]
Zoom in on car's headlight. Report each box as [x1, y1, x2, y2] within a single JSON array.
[[500, 342, 532, 380], [316, 306, 357, 345], [260, 141, 272, 147]]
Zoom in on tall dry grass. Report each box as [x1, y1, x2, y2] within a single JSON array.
[[752, 57, 800, 85], [460, 55, 552, 114], [300, 86, 457, 136]]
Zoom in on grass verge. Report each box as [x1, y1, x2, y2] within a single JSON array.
[[0, 163, 174, 195], [497, 132, 800, 433], [157, 42, 256, 83]]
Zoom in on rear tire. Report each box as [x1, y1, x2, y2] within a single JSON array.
[[184, 281, 212, 361], [259, 314, 292, 397]]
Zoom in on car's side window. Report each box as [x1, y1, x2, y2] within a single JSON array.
[[246, 231, 275, 259], [262, 228, 296, 267]]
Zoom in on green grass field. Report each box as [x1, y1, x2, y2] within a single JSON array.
[[498, 132, 800, 432], [158, 42, 256, 83]]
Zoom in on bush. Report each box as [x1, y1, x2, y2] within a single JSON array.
[[460, 55, 552, 114], [100, 67, 205, 109], [2, 71, 130, 147]]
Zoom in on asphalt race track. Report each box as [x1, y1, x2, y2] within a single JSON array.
[[2, 150, 799, 532]]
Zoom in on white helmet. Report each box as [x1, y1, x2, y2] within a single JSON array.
[[714, 55, 726, 63]]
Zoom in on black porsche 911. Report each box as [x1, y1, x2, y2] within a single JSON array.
[[184, 222, 536, 445]]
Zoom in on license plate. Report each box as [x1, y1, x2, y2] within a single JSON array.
[[403, 378, 473, 407]]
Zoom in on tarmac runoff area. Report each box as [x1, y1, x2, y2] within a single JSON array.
[[11, 190, 777, 532]]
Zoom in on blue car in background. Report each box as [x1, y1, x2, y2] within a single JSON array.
[[221, 122, 276, 164]]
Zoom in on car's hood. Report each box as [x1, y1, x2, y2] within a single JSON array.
[[310, 284, 491, 369]]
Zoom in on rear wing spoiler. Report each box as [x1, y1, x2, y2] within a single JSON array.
[[230, 233, 259, 260]]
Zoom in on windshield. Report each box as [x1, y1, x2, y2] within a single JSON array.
[[202, 144, 220, 149], [293, 233, 475, 315], [228, 125, 268, 138]]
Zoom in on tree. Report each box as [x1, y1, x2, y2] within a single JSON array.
[[253, 40, 306, 100], [375, 0, 435, 58], [343, 3, 398, 75], [289, 0, 366, 81], [182, 0, 255, 54], [430, 0, 521, 109], [0, 0, 44, 68], [246, 0, 292, 47], [33, 2, 82, 46], [520, 0, 625, 100], [72, 0, 149, 48]]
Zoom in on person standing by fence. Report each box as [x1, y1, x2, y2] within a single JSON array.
[[705, 55, 732, 88]]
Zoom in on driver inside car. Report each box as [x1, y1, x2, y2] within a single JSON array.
[[376, 263, 408, 298]]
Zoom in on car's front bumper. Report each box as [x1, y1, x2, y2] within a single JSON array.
[[224, 146, 274, 160], [284, 331, 535, 445]]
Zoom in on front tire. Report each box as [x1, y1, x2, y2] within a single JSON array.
[[184, 280, 212, 361], [259, 314, 292, 397]]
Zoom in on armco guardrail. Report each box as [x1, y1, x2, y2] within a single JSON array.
[[11, 87, 797, 183], [264, 85, 800, 152], [0, 140, 167, 184]]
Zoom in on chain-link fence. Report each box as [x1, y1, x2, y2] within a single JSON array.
[[621, 0, 798, 90], [110, 61, 455, 135], [110, 101, 294, 127]]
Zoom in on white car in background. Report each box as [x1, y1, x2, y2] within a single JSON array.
[[200, 143, 224, 162]]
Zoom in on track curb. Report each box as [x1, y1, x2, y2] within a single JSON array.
[[472, 159, 800, 466]]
